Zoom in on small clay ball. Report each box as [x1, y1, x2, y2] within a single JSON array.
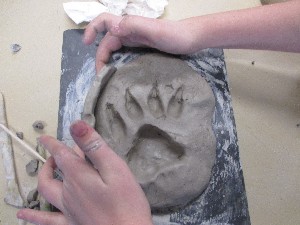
[[32, 120, 45, 130]]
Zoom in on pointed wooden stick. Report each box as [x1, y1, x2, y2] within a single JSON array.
[[0, 123, 64, 180], [0, 123, 46, 163]]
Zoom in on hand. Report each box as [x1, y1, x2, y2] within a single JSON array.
[[17, 120, 153, 225], [83, 13, 197, 72], [83, 0, 300, 73]]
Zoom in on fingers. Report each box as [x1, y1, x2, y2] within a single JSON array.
[[38, 157, 64, 210], [38, 135, 79, 173], [70, 120, 127, 183], [83, 13, 168, 72], [84, 13, 186, 72], [39, 135, 102, 181], [72, 144, 85, 159], [83, 13, 123, 45], [95, 34, 122, 72], [17, 208, 68, 225]]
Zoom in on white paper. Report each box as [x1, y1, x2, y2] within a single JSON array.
[[100, 0, 128, 15], [63, 0, 168, 24], [63, 2, 108, 24], [125, 0, 168, 18]]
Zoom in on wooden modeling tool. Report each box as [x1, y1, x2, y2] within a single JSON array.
[[0, 123, 46, 163], [0, 93, 63, 186], [0, 124, 64, 180]]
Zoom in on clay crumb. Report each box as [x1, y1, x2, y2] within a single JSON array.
[[26, 159, 39, 176], [32, 120, 45, 130], [297, 123, 300, 128], [10, 44, 21, 53], [28, 200, 40, 209], [27, 189, 38, 203], [16, 132, 24, 140], [251, 61, 255, 65]]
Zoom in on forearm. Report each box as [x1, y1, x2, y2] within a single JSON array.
[[183, 0, 300, 52]]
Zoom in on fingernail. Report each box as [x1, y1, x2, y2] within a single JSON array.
[[70, 120, 88, 137]]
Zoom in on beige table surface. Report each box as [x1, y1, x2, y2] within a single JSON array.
[[1, 0, 300, 224]]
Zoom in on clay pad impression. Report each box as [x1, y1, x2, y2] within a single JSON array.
[[83, 53, 216, 211]]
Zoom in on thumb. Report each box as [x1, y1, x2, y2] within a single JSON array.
[[69, 120, 128, 183]]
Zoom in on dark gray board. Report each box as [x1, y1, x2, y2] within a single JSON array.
[[58, 29, 250, 225]]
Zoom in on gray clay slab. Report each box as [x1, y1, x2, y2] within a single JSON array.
[[58, 29, 251, 225], [87, 53, 217, 211]]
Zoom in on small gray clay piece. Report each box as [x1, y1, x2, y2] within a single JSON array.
[[28, 200, 40, 209], [26, 159, 39, 176], [27, 188, 38, 203], [10, 44, 21, 53], [32, 120, 45, 130], [16, 132, 24, 139]]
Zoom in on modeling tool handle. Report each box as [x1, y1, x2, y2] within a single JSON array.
[[0, 123, 46, 163]]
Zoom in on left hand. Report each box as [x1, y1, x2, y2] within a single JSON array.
[[83, 13, 195, 72]]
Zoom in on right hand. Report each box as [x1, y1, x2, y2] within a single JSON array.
[[17, 120, 153, 225]]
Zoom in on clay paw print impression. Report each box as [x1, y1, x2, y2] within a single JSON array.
[[83, 53, 216, 211]]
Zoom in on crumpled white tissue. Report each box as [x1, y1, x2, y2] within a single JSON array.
[[63, 0, 168, 24], [125, 0, 168, 18], [63, 2, 108, 24], [100, 0, 128, 16]]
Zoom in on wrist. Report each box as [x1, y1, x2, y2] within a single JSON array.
[[178, 16, 216, 53]]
